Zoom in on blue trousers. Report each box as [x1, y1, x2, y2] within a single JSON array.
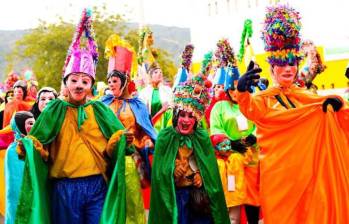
[[176, 187, 213, 224], [51, 175, 107, 224]]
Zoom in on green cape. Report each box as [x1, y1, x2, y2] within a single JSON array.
[[15, 99, 128, 224], [148, 127, 230, 224]]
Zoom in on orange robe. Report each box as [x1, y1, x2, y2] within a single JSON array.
[[237, 85, 349, 224], [3, 100, 31, 128]]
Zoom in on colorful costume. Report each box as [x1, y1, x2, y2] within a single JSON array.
[[237, 5, 349, 223], [13, 9, 130, 224], [5, 112, 34, 224], [101, 34, 156, 217], [149, 75, 230, 224]]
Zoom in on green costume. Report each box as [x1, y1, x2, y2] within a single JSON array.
[[15, 99, 129, 224], [149, 127, 230, 224], [210, 101, 255, 140]]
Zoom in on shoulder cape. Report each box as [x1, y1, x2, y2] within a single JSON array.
[[149, 127, 230, 224], [101, 94, 157, 141]]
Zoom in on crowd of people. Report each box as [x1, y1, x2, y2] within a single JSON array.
[[0, 4, 348, 224]]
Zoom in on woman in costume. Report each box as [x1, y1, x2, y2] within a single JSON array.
[[139, 62, 173, 133], [3, 80, 32, 127], [236, 4, 349, 223], [30, 87, 58, 119], [5, 111, 35, 224], [101, 34, 157, 221], [149, 75, 230, 224]]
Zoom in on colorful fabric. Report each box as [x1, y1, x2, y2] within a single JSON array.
[[101, 95, 157, 142], [15, 99, 128, 224], [150, 89, 162, 117], [210, 101, 255, 140], [3, 100, 31, 127], [48, 104, 107, 178], [237, 85, 349, 223], [149, 127, 230, 224], [4, 118, 26, 224], [51, 175, 107, 224]]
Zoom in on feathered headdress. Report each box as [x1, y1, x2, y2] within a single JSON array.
[[173, 74, 211, 121], [62, 8, 98, 79], [201, 51, 213, 77], [214, 39, 239, 89], [173, 44, 195, 88], [262, 4, 302, 66]]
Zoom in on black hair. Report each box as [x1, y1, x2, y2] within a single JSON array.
[[107, 70, 127, 89], [14, 111, 34, 135], [172, 107, 198, 130], [4, 90, 14, 104]]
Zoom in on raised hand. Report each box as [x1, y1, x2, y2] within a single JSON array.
[[237, 61, 262, 93]]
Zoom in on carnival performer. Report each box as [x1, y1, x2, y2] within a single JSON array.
[[30, 87, 58, 119], [205, 38, 240, 127], [14, 9, 130, 224], [236, 5, 349, 223], [4, 111, 35, 224], [139, 62, 173, 133], [0, 90, 14, 129], [101, 34, 157, 221], [3, 80, 31, 127], [149, 75, 230, 224]]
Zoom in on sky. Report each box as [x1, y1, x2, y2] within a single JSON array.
[[0, 0, 193, 30]]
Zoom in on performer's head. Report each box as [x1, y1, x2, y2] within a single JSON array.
[[148, 62, 163, 88], [107, 70, 127, 98], [13, 80, 27, 101], [262, 4, 302, 88], [14, 111, 35, 135], [105, 34, 137, 97], [210, 134, 232, 157], [172, 75, 210, 135], [173, 109, 198, 135], [37, 87, 58, 112], [5, 90, 14, 104], [62, 9, 98, 105]]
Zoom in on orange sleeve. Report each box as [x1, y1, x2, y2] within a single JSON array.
[[235, 91, 267, 122]]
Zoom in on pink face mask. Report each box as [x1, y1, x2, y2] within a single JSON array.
[[176, 110, 196, 135], [272, 64, 298, 88]]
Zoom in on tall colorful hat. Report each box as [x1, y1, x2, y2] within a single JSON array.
[[173, 44, 194, 88], [62, 8, 98, 80], [201, 51, 213, 77], [214, 38, 239, 90], [105, 34, 137, 78], [173, 74, 211, 121], [262, 4, 302, 66]]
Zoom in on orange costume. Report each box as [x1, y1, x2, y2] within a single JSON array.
[[237, 85, 349, 223]]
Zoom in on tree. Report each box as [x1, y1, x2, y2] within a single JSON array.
[[6, 6, 176, 90]]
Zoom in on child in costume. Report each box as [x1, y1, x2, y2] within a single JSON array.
[[14, 9, 129, 224], [101, 34, 156, 221], [5, 111, 35, 224], [149, 75, 230, 224], [30, 87, 58, 119], [236, 4, 349, 223]]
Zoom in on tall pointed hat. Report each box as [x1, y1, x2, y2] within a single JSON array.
[[173, 44, 194, 88], [62, 8, 98, 80]]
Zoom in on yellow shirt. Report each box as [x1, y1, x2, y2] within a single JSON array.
[[49, 105, 108, 178]]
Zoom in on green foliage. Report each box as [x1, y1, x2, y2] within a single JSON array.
[[6, 6, 176, 90]]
